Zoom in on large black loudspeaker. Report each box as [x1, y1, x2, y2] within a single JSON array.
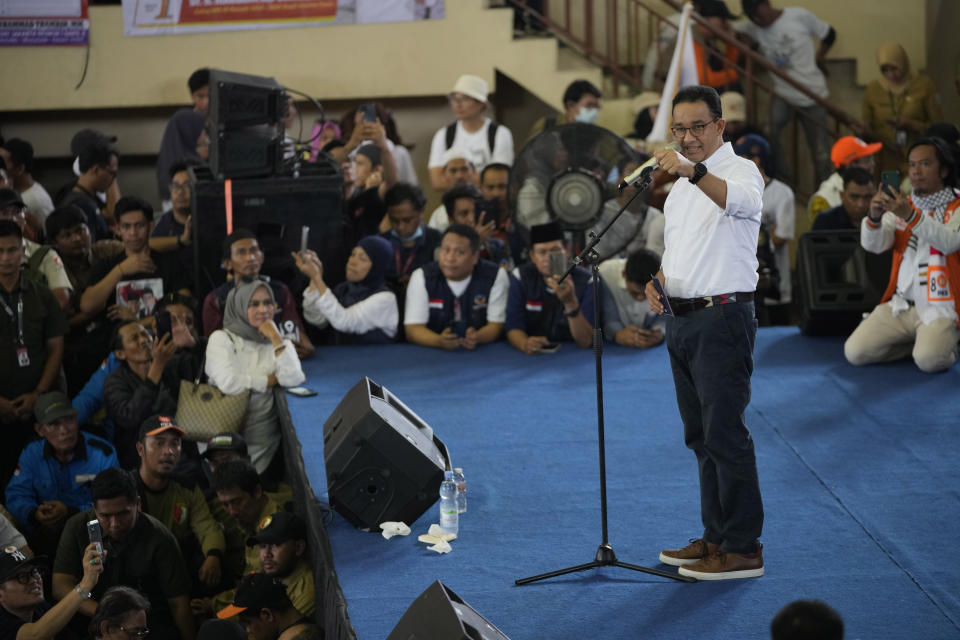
[[387, 581, 511, 640], [796, 230, 892, 336], [208, 69, 286, 180], [324, 378, 448, 531], [188, 163, 343, 298]]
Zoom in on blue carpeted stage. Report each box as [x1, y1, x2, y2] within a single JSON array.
[[285, 327, 960, 639]]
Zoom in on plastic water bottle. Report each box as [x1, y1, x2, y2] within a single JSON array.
[[453, 467, 467, 514], [439, 471, 459, 535]]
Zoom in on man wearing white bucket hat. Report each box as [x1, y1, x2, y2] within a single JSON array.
[[427, 74, 514, 190]]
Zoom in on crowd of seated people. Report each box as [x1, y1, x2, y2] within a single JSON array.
[[0, 9, 958, 634]]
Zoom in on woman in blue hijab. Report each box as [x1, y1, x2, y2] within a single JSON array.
[[295, 235, 398, 344]]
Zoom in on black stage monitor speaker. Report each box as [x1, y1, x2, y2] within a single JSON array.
[[188, 162, 344, 298], [387, 581, 511, 640], [324, 378, 448, 531], [796, 230, 892, 336]]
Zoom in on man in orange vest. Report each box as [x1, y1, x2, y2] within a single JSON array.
[[844, 137, 960, 373]]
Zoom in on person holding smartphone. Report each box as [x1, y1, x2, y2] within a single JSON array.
[[505, 221, 611, 354], [845, 136, 960, 373], [0, 542, 103, 640], [403, 224, 509, 351]]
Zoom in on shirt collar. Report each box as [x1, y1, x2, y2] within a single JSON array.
[[41, 433, 89, 464], [702, 141, 735, 171]]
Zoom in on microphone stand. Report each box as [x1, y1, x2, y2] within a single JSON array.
[[516, 172, 694, 586]]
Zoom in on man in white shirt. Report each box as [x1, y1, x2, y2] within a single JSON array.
[[738, 0, 836, 183], [0, 139, 54, 229], [844, 137, 960, 373], [646, 85, 765, 580], [404, 224, 509, 351], [427, 75, 514, 190], [733, 134, 795, 313]]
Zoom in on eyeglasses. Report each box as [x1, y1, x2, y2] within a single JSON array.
[[670, 118, 719, 139], [170, 181, 190, 193], [10, 568, 41, 585], [120, 625, 150, 638]]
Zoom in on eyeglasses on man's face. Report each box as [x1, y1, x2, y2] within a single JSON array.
[[10, 567, 41, 585], [671, 117, 719, 139]]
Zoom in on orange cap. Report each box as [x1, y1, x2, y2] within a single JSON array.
[[831, 136, 882, 168]]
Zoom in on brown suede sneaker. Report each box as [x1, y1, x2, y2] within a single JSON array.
[[658, 539, 721, 567], [677, 544, 764, 580]]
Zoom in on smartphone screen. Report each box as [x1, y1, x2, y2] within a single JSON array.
[[155, 311, 172, 340], [300, 226, 310, 254], [287, 386, 318, 397], [881, 171, 900, 196], [87, 519, 103, 554], [361, 103, 377, 123], [539, 342, 561, 354], [548, 251, 566, 278]]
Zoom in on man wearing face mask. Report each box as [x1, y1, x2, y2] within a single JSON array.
[[380, 184, 442, 295], [526, 80, 603, 141]]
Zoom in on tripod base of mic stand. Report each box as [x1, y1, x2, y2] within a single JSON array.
[[515, 543, 696, 585]]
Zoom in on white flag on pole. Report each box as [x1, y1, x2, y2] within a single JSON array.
[[646, 2, 699, 143]]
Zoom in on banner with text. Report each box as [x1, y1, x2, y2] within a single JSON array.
[[123, 0, 445, 36], [0, 0, 89, 46]]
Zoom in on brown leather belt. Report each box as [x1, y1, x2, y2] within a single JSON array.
[[668, 291, 754, 315]]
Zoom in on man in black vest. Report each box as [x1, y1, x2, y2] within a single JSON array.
[[506, 221, 608, 354], [404, 224, 509, 350]]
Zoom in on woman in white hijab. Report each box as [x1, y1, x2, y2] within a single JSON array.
[[205, 280, 305, 473]]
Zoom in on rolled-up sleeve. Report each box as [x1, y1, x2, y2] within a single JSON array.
[[722, 164, 764, 222]]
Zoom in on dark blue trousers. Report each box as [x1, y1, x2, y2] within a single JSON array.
[[665, 301, 764, 554]]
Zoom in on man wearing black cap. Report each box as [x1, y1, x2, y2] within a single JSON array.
[[216, 574, 319, 640], [134, 415, 226, 593], [248, 513, 314, 617], [4, 392, 117, 556], [0, 542, 103, 640], [0, 138, 54, 227], [52, 467, 194, 640], [201, 434, 293, 512], [58, 135, 115, 242], [505, 221, 606, 353], [0, 221, 67, 490]]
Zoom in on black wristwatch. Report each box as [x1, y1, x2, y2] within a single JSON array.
[[690, 162, 708, 185]]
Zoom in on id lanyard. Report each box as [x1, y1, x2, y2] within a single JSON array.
[[0, 291, 24, 347], [0, 290, 28, 367]]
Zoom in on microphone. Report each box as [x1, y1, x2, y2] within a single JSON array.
[[619, 142, 681, 190]]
